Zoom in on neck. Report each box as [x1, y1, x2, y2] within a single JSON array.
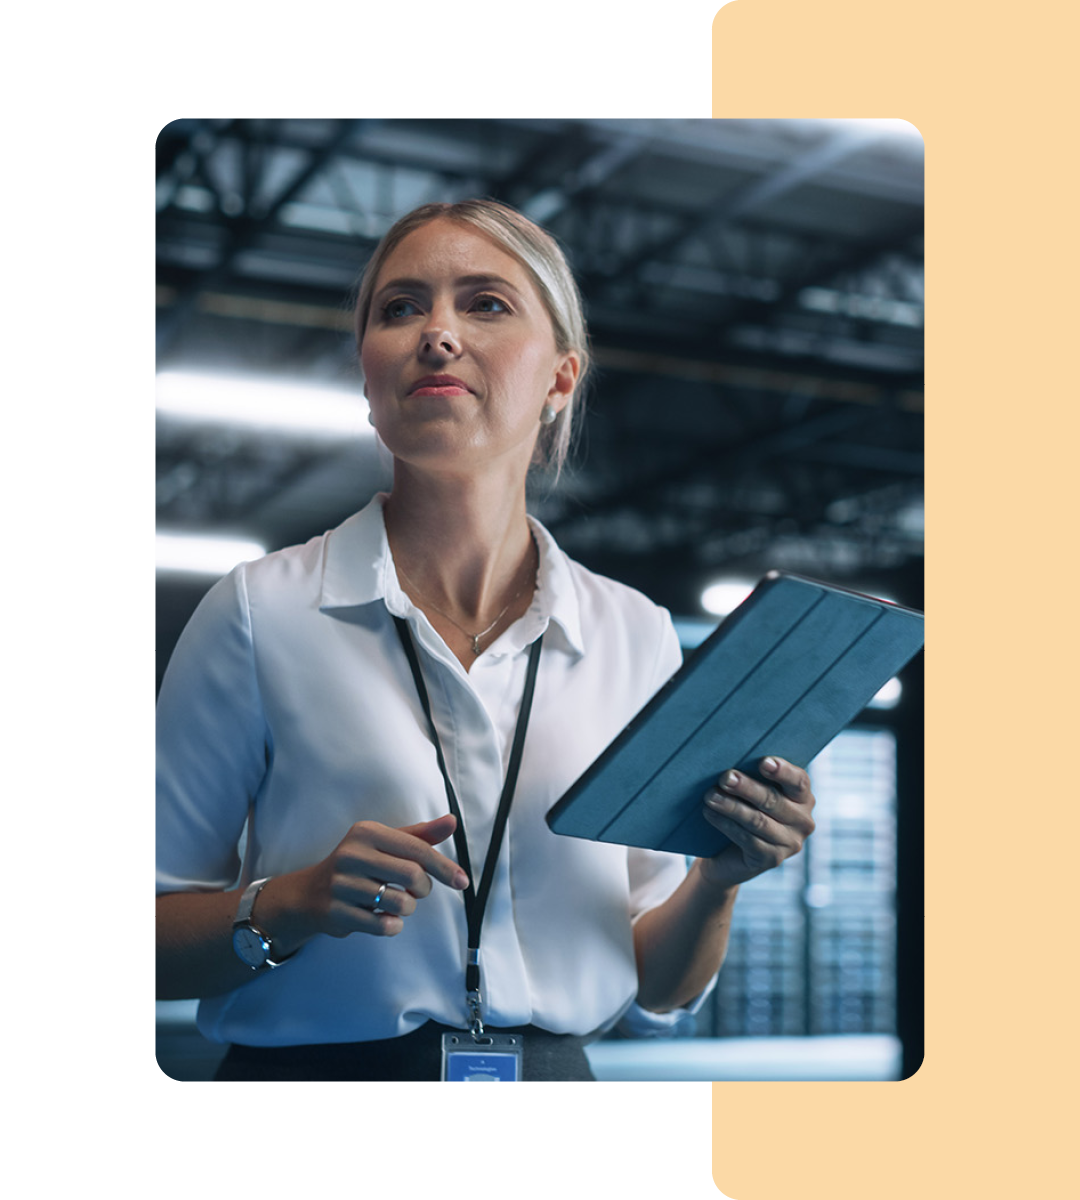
[[383, 463, 535, 626]]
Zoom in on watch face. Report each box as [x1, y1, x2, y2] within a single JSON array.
[[233, 924, 270, 968]]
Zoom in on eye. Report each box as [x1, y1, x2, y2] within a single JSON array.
[[471, 294, 510, 314], [382, 297, 421, 320]]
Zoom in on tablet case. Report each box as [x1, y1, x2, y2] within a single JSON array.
[[545, 572, 924, 859]]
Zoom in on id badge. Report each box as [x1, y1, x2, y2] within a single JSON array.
[[441, 1032, 524, 1082]]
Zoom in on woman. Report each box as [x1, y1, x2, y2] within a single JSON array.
[[156, 199, 816, 1081]]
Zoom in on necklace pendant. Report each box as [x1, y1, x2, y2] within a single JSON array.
[[471, 635, 482, 655]]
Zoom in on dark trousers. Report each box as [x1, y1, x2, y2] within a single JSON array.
[[214, 1023, 596, 1081]]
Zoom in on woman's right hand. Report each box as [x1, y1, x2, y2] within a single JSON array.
[[157, 814, 469, 1000], [261, 813, 469, 952]]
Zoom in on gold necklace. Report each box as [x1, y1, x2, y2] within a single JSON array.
[[395, 540, 538, 656]]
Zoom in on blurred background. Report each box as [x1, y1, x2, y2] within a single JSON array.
[[155, 117, 923, 1081]]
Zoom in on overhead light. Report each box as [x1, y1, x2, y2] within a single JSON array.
[[522, 188, 565, 224], [867, 677, 902, 709], [156, 370, 371, 439], [798, 286, 923, 328], [826, 118, 923, 142], [701, 579, 757, 617], [157, 532, 267, 577]]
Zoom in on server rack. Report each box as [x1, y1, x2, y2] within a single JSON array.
[[699, 725, 902, 1040]]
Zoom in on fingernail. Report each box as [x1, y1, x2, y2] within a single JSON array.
[[763, 757, 779, 773], [725, 771, 741, 787], [454, 870, 469, 890]]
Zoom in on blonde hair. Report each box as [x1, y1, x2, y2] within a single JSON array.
[[354, 199, 591, 477]]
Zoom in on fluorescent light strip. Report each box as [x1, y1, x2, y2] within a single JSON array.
[[156, 370, 371, 438], [867, 677, 902, 709], [157, 532, 267, 577], [700, 580, 758, 617], [799, 286, 923, 328]]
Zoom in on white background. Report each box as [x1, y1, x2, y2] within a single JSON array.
[[9, 5, 740, 1198]]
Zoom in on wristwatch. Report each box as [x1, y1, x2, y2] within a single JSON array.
[[231, 877, 291, 970]]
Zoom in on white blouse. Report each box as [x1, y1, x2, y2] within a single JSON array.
[[156, 494, 712, 1046]]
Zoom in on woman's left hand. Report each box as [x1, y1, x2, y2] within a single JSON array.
[[698, 756, 816, 892]]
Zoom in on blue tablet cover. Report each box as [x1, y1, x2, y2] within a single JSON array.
[[545, 572, 924, 858]]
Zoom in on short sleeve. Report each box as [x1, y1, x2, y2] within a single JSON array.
[[156, 565, 269, 894]]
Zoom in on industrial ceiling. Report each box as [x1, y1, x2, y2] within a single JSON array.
[[156, 117, 923, 684]]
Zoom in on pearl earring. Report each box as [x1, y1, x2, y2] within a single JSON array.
[[539, 403, 558, 426]]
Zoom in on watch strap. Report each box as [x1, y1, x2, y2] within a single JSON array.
[[232, 877, 294, 969], [233, 877, 271, 928]]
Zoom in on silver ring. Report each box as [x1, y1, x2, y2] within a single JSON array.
[[370, 882, 388, 914]]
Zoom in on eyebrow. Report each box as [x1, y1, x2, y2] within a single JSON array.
[[373, 273, 525, 300]]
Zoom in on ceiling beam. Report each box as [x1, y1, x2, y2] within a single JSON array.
[[156, 120, 367, 360], [583, 125, 889, 298], [545, 403, 874, 536]]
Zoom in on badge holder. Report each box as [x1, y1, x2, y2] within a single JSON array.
[[441, 1031, 524, 1082], [394, 620, 542, 1087]]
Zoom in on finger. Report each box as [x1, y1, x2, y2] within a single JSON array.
[[398, 813, 458, 846], [350, 821, 470, 894], [758, 756, 814, 805], [715, 763, 814, 818], [712, 769, 792, 821], [703, 786, 794, 848], [325, 874, 419, 941], [700, 801, 790, 867], [705, 759, 816, 849], [359, 846, 460, 899], [327, 899, 406, 939], [338, 876, 418, 919]]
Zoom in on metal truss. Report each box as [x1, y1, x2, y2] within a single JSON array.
[[156, 118, 924, 625]]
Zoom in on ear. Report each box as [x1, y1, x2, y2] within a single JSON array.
[[546, 351, 580, 414]]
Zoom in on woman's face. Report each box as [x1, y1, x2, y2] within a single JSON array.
[[360, 218, 578, 481]]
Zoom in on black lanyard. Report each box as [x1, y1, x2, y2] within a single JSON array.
[[393, 617, 544, 1037]]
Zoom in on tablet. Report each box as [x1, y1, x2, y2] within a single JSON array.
[[545, 571, 924, 859]]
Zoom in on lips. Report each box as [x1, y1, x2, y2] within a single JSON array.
[[407, 374, 472, 397]]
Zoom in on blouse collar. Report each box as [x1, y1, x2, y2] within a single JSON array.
[[318, 493, 586, 658]]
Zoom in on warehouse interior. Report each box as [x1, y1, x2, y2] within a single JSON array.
[[155, 117, 924, 1081]]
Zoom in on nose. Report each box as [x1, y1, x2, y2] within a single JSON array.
[[419, 307, 462, 358], [420, 328, 461, 357]]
